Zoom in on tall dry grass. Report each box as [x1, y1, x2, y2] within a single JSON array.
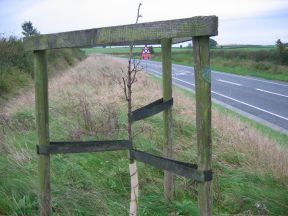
[[47, 55, 128, 140], [214, 110, 288, 180]]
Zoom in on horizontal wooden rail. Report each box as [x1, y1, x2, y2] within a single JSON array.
[[129, 98, 173, 123], [24, 16, 218, 51], [37, 140, 131, 154], [131, 149, 212, 182]]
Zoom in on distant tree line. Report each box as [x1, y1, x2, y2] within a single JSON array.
[[276, 39, 288, 65], [184, 38, 217, 49], [21, 21, 40, 37], [209, 38, 217, 48]]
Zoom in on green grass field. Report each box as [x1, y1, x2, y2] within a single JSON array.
[[82, 45, 275, 54]]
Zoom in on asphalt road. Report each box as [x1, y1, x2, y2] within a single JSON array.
[[141, 60, 288, 134]]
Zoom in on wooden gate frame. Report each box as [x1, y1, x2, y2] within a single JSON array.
[[24, 16, 218, 216]]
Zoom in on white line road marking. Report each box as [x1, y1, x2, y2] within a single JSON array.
[[212, 70, 288, 87], [173, 77, 195, 86], [212, 91, 288, 121], [175, 72, 188, 75], [148, 69, 162, 76], [149, 69, 195, 86], [256, 88, 288, 98], [217, 79, 242, 86], [241, 76, 288, 87], [148, 69, 288, 122]]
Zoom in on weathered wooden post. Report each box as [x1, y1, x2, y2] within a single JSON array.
[[193, 36, 212, 215], [161, 38, 174, 201], [34, 50, 52, 216]]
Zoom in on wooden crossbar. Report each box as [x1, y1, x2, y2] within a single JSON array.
[[129, 98, 173, 123], [24, 16, 218, 51], [37, 140, 131, 154], [131, 149, 212, 182]]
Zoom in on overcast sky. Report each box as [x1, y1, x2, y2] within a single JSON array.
[[1, 0, 288, 45]]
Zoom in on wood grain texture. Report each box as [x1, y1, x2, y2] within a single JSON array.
[[161, 38, 174, 201], [129, 98, 173, 123], [24, 16, 218, 51], [193, 36, 212, 216], [37, 140, 131, 154], [34, 50, 52, 216], [131, 150, 209, 182]]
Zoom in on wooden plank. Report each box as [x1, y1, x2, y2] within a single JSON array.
[[193, 36, 212, 216], [129, 98, 173, 123], [131, 150, 211, 182], [24, 16, 218, 51], [161, 38, 174, 201], [37, 140, 131, 154], [34, 50, 52, 215]]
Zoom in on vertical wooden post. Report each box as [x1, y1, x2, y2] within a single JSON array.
[[161, 38, 174, 201], [34, 50, 52, 216], [193, 36, 212, 215]]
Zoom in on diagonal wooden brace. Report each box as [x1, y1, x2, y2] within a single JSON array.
[[129, 98, 173, 123], [131, 149, 212, 182]]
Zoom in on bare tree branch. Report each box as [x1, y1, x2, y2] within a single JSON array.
[[122, 77, 128, 101], [135, 3, 142, 24]]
